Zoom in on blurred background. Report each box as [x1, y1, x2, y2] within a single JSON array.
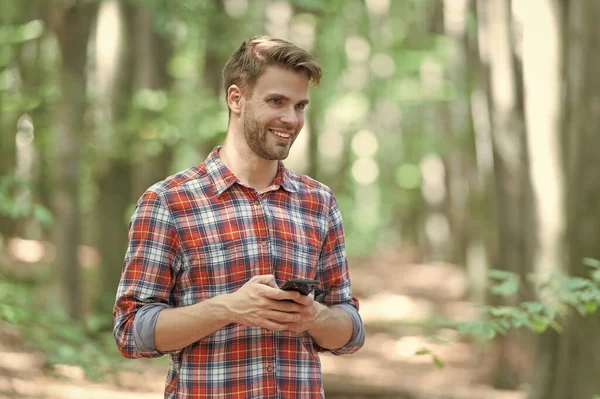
[[1, 0, 599, 398]]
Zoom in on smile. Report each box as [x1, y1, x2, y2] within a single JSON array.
[[269, 129, 293, 139]]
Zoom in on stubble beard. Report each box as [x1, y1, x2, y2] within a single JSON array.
[[243, 105, 295, 161]]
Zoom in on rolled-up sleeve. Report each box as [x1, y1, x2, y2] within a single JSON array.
[[113, 190, 180, 359], [315, 193, 365, 355]]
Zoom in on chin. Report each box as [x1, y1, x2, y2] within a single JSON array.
[[264, 146, 291, 161], [264, 153, 289, 161], [274, 149, 291, 160]]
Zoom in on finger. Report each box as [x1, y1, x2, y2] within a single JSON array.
[[260, 319, 288, 331], [263, 309, 301, 323], [263, 287, 302, 302], [284, 323, 304, 333], [268, 299, 305, 313], [290, 294, 313, 307], [251, 274, 278, 288]]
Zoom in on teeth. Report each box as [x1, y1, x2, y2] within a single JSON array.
[[270, 129, 291, 138]]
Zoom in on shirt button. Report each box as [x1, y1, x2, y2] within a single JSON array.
[[261, 240, 268, 248], [266, 365, 273, 373], [253, 199, 260, 206]]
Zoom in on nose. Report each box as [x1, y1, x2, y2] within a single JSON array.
[[280, 105, 300, 128]]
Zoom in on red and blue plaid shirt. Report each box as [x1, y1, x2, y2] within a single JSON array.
[[113, 147, 363, 398]]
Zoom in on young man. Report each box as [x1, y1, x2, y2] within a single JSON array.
[[113, 36, 365, 398]]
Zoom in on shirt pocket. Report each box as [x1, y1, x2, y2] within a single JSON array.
[[193, 239, 252, 298], [274, 238, 322, 284]]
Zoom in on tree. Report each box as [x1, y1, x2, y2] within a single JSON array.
[[93, 1, 178, 314], [92, 1, 137, 314], [49, 0, 97, 320], [528, 1, 600, 398], [478, 0, 535, 388], [130, 4, 175, 196]]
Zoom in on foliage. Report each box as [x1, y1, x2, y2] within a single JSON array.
[[417, 259, 600, 365], [0, 174, 52, 226], [0, 274, 137, 382]]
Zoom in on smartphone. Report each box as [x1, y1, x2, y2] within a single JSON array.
[[280, 278, 320, 296]]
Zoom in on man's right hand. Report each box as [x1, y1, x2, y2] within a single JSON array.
[[224, 274, 305, 331]]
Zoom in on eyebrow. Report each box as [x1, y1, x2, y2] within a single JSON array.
[[267, 93, 310, 106]]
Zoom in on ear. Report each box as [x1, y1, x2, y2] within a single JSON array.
[[227, 85, 243, 115]]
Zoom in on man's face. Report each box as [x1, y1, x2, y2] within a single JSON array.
[[241, 66, 310, 161]]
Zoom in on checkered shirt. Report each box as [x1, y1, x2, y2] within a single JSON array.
[[113, 147, 362, 398]]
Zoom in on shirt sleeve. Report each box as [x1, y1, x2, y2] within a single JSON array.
[[132, 302, 171, 352], [314, 192, 365, 355], [113, 190, 181, 359]]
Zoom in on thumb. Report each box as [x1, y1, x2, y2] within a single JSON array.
[[251, 274, 278, 288]]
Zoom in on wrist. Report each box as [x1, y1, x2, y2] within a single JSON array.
[[202, 293, 235, 324], [214, 293, 237, 324], [307, 301, 327, 332]]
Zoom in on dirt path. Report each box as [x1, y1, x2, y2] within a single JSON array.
[[0, 250, 528, 399]]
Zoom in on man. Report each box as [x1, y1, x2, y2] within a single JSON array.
[[113, 36, 365, 398]]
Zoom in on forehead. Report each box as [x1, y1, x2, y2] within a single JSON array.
[[251, 65, 309, 99]]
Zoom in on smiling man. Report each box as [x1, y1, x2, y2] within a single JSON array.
[[113, 36, 365, 399]]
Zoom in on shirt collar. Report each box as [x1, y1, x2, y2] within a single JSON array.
[[205, 146, 298, 196]]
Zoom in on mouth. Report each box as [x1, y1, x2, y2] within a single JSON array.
[[269, 129, 294, 141]]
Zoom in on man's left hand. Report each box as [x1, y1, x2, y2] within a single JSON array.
[[284, 293, 323, 333]]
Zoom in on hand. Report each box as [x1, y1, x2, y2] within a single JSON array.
[[224, 274, 306, 331], [284, 293, 323, 333]]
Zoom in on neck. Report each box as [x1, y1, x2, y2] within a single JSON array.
[[219, 133, 279, 191]]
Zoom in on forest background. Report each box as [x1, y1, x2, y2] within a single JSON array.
[[1, 0, 600, 398]]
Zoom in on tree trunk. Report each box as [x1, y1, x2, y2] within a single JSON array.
[[522, 0, 565, 284], [96, 160, 132, 313], [202, 0, 230, 97], [441, 0, 479, 268], [480, 0, 535, 388], [529, 1, 600, 398], [94, 1, 136, 314], [131, 4, 174, 198], [17, 0, 52, 240], [50, 0, 96, 321], [199, 0, 233, 153]]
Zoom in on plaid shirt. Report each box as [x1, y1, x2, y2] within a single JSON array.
[[113, 147, 363, 398]]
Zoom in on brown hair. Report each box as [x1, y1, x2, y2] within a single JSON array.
[[222, 36, 322, 100]]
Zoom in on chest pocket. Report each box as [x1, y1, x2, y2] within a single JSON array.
[[193, 239, 252, 298], [273, 238, 322, 283]]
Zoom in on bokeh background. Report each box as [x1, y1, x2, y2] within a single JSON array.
[[2, 0, 599, 398]]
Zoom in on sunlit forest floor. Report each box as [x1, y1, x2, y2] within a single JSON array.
[[1, 249, 528, 399]]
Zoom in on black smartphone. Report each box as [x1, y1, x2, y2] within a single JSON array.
[[280, 278, 320, 296]]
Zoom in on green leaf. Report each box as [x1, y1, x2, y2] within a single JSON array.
[[511, 314, 527, 328], [583, 258, 600, 269], [521, 302, 544, 313], [484, 324, 497, 340], [33, 205, 53, 226], [415, 348, 431, 356], [496, 319, 511, 332], [433, 355, 445, 369], [488, 270, 520, 297], [591, 269, 600, 282], [566, 277, 591, 291], [549, 320, 563, 334], [488, 306, 517, 317], [529, 319, 549, 333]]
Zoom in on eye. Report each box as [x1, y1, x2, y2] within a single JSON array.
[[295, 103, 307, 110], [268, 97, 283, 105]]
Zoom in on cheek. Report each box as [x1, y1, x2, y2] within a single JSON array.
[[297, 113, 305, 129]]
